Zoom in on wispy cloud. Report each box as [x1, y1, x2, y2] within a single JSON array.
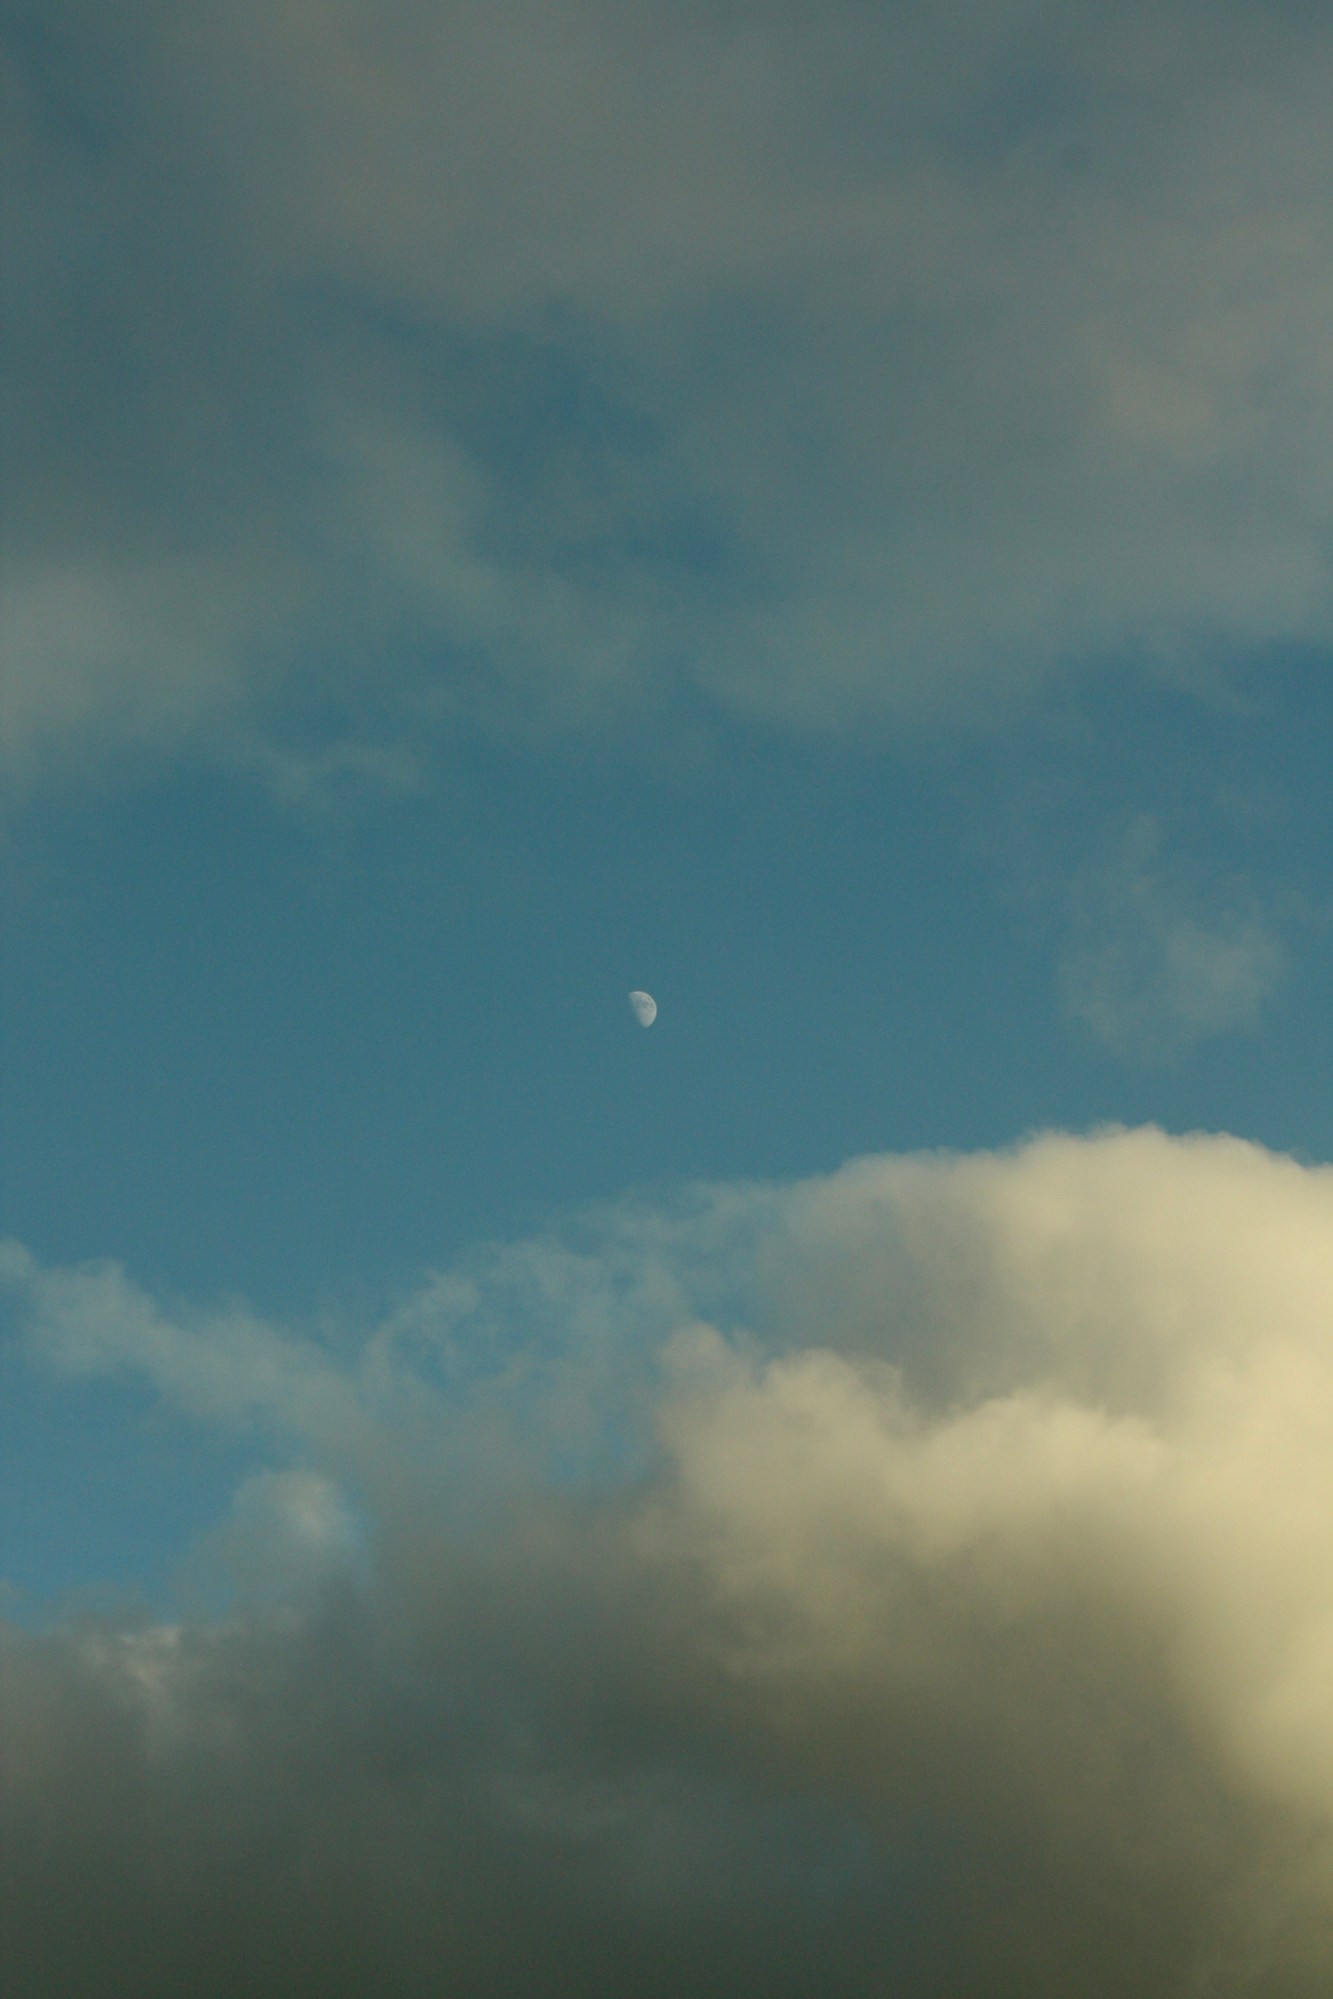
[[6, 1128, 1333, 1990], [8, 2, 1333, 788], [1060, 816, 1291, 1059]]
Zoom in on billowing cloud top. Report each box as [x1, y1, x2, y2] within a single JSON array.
[[8, 0, 1333, 782], [6, 1127, 1333, 1992]]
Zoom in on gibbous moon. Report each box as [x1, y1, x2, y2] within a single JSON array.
[[628, 990, 657, 1027]]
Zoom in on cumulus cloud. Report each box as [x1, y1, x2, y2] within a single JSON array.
[[8, 1, 1333, 783], [6, 1128, 1333, 1991]]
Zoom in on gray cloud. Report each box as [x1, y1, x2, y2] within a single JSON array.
[[6, 1129, 1333, 1991], [7, 2, 1333, 785]]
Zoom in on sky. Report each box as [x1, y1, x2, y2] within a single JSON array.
[[4, 2, 1333, 1991]]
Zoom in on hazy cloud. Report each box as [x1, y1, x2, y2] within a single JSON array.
[[6, 1128, 1333, 1991], [8, 1, 1333, 784], [1060, 816, 1291, 1058]]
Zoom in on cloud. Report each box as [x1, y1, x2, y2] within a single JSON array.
[[1060, 816, 1291, 1058], [180, 1468, 367, 1610], [6, 1128, 1333, 1990], [8, 2, 1333, 786]]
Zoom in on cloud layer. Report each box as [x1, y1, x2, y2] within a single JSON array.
[[8, 1, 1333, 782], [6, 1127, 1333, 1992]]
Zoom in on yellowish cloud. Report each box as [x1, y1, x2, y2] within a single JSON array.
[[6, 1127, 1333, 1990]]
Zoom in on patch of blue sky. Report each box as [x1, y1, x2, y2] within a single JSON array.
[[0, 1325, 276, 1622], [6, 652, 1331, 1331]]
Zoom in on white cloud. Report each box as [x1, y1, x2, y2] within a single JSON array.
[[6, 1127, 1333, 1987]]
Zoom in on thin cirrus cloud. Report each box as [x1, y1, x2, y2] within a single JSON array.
[[5, 1127, 1333, 1993], [1060, 815, 1294, 1060], [7, 0, 1333, 784]]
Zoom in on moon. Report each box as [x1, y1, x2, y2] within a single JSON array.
[[628, 990, 657, 1027]]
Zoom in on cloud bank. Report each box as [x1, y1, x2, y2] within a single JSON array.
[[8, 1, 1333, 782], [6, 1127, 1333, 1992]]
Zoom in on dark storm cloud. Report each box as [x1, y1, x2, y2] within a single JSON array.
[[6, 1131, 1333, 1993], [0, 1559, 1319, 1998], [6, 1, 1333, 782]]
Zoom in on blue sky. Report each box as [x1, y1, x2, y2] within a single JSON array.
[[8, 664, 1331, 1321], [5, 4, 1333, 1992]]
